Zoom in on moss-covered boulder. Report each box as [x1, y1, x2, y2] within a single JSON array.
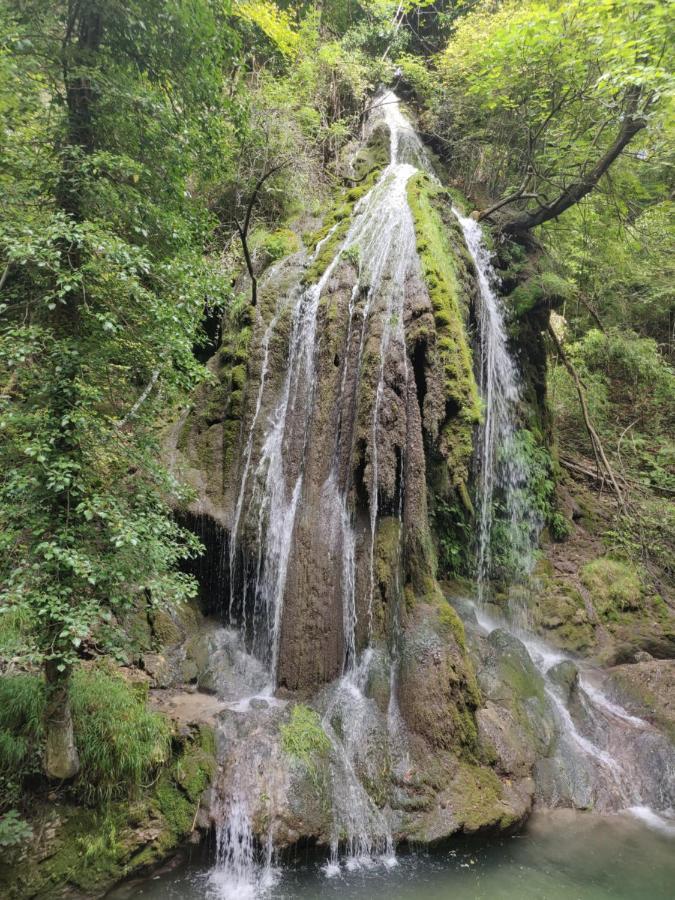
[[0, 724, 216, 900], [580, 557, 643, 616]]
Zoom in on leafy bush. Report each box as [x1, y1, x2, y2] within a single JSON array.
[[577, 329, 674, 416], [0, 675, 45, 810], [549, 511, 572, 542], [0, 809, 32, 849], [253, 227, 301, 261], [490, 429, 553, 580]]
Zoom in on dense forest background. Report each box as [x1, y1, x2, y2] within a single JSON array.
[[0, 0, 672, 865]]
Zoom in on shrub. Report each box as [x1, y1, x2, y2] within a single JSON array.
[[549, 511, 573, 542], [0, 809, 32, 849]]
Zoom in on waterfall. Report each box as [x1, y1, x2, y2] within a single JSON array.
[[202, 86, 673, 898], [453, 210, 540, 609], [208, 90, 440, 891], [456, 213, 675, 825]]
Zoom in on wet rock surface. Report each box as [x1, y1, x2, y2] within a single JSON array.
[[606, 658, 675, 742]]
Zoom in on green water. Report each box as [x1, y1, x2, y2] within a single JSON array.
[[109, 811, 675, 900]]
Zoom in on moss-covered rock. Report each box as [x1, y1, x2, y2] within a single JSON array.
[[406, 172, 481, 490], [301, 170, 386, 285], [580, 556, 643, 616], [252, 226, 301, 262], [398, 595, 481, 757], [0, 724, 216, 899]]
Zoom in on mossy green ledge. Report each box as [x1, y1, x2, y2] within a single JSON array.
[[0, 724, 216, 900], [406, 171, 481, 494], [301, 122, 390, 286]]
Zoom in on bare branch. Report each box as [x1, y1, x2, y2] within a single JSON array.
[[504, 87, 646, 235], [547, 322, 625, 510], [235, 161, 288, 308], [117, 369, 160, 429]]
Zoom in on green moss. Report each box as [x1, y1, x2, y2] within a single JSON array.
[[301, 127, 388, 285], [453, 762, 512, 832], [509, 272, 575, 318], [351, 123, 390, 180], [280, 705, 331, 774], [436, 600, 468, 650], [580, 556, 643, 616], [489, 629, 546, 705], [0, 723, 217, 899], [151, 610, 182, 647], [406, 172, 481, 487], [252, 226, 301, 261]]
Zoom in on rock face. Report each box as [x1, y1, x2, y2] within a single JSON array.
[[159, 93, 534, 851], [159, 90, 675, 863], [168, 96, 480, 698], [606, 658, 675, 742]]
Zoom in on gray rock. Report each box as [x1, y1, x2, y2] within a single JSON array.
[[547, 660, 579, 700]]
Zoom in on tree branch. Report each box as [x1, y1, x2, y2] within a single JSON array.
[[235, 161, 287, 307], [547, 322, 625, 510], [117, 369, 160, 429], [503, 87, 646, 235], [476, 169, 537, 221]]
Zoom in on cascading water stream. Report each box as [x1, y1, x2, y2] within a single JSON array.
[[316, 89, 430, 870], [211, 91, 435, 892], [456, 211, 675, 826]]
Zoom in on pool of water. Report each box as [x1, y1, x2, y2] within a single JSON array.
[[109, 810, 675, 900]]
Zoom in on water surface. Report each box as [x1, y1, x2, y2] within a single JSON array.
[[109, 810, 675, 900]]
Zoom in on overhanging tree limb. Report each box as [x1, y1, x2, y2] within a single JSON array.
[[476, 169, 537, 221], [503, 87, 647, 235]]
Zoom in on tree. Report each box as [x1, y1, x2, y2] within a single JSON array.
[[0, 0, 235, 778], [434, 0, 673, 234]]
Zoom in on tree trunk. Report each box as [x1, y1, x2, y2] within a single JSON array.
[[44, 660, 79, 780]]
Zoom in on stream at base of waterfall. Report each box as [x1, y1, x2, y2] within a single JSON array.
[[184, 92, 673, 899]]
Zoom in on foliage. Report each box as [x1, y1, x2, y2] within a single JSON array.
[[0, 0, 236, 683], [0, 675, 45, 811], [0, 809, 32, 849], [0, 669, 171, 809], [431, 491, 473, 576], [235, 0, 300, 58], [490, 429, 554, 582], [434, 0, 674, 224], [70, 668, 171, 806], [549, 329, 675, 491]]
